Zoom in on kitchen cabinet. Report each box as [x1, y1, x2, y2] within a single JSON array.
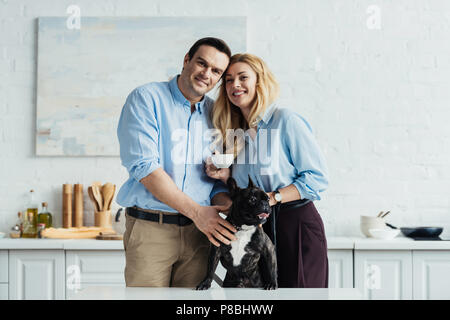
[[354, 250, 412, 300], [65, 250, 125, 299], [413, 251, 450, 300], [0, 284, 8, 300], [0, 250, 8, 300], [0, 250, 8, 282], [328, 250, 353, 288], [2, 237, 450, 300], [9, 250, 65, 300]]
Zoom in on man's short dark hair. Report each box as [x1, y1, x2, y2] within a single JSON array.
[[187, 37, 232, 61]]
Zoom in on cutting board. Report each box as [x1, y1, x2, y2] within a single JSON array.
[[41, 227, 116, 239]]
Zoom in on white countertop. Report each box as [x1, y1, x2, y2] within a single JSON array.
[[0, 238, 124, 250], [70, 286, 364, 300], [0, 236, 449, 250]]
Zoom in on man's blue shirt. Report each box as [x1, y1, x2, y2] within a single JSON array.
[[116, 75, 227, 212]]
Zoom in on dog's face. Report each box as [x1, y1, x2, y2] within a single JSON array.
[[227, 177, 271, 227]]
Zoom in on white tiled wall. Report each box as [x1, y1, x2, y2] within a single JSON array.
[[1, 0, 450, 237]]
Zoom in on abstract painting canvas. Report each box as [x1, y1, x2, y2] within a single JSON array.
[[36, 17, 247, 156]]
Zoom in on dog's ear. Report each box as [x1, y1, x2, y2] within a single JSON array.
[[227, 177, 239, 198], [247, 175, 255, 188]]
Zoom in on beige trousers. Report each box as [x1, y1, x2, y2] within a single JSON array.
[[123, 211, 210, 287]]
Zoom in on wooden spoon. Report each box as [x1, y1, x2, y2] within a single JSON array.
[[102, 183, 115, 211], [107, 184, 116, 210], [91, 183, 103, 211], [87, 186, 100, 212]]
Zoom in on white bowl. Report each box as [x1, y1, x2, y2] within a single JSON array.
[[369, 228, 400, 240], [360, 216, 386, 237], [211, 153, 234, 168]]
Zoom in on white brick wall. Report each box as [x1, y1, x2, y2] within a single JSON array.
[[1, 0, 450, 237]]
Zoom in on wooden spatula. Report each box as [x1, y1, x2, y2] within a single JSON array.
[[88, 186, 100, 212], [102, 183, 115, 211], [91, 182, 103, 211]]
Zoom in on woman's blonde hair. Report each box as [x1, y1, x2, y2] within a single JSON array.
[[211, 53, 280, 157]]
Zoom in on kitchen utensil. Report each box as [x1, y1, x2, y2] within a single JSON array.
[[63, 184, 73, 228], [88, 186, 100, 212], [107, 184, 116, 210], [101, 183, 115, 211], [380, 211, 391, 218], [91, 183, 103, 211], [73, 183, 83, 227], [360, 215, 386, 237], [400, 227, 443, 238], [377, 211, 384, 217], [385, 223, 443, 238], [369, 228, 400, 240], [113, 208, 126, 235], [96, 232, 123, 240]]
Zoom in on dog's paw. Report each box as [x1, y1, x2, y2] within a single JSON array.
[[263, 282, 278, 290], [195, 279, 212, 290]]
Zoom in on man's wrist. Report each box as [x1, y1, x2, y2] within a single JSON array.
[[182, 202, 202, 221]]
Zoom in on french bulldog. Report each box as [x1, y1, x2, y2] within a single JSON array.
[[196, 177, 278, 290]]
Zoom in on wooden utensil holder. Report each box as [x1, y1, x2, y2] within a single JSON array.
[[94, 210, 112, 228]]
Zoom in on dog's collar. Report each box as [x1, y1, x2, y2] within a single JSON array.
[[233, 224, 256, 232]]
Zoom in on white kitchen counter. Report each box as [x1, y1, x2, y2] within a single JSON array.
[[1, 236, 450, 250], [0, 238, 124, 250], [353, 236, 450, 250], [70, 285, 363, 300]]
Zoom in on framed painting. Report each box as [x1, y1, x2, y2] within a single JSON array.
[[36, 16, 247, 156]]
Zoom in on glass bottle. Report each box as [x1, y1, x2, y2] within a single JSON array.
[[23, 190, 39, 238], [38, 202, 53, 228], [37, 223, 46, 238], [26, 189, 39, 219], [22, 211, 37, 238], [10, 212, 23, 238]]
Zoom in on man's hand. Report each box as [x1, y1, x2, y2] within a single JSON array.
[[192, 205, 237, 247], [205, 157, 230, 184]]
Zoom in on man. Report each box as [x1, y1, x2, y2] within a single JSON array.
[[117, 38, 236, 287]]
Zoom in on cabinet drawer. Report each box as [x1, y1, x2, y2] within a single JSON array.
[[413, 251, 450, 300], [0, 251, 8, 283], [0, 283, 8, 300], [355, 250, 412, 300], [9, 250, 65, 300], [66, 251, 125, 283], [328, 250, 354, 288]]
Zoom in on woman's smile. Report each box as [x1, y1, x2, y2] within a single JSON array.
[[225, 62, 257, 110]]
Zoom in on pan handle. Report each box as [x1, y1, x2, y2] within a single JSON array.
[[385, 223, 397, 229]]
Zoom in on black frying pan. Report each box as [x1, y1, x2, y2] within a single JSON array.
[[386, 223, 443, 238]]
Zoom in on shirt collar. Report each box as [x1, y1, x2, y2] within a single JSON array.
[[256, 102, 277, 126], [168, 75, 206, 114]]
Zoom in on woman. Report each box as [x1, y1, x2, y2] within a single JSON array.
[[206, 53, 329, 288]]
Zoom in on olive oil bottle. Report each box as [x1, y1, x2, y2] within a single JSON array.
[[38, 202, 53, 228], [22, 190, 38, 238], [22, 212, 38, 238]]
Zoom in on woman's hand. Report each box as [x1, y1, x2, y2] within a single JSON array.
[[266, 192, 277, 206], [205, 157, 230, 184]]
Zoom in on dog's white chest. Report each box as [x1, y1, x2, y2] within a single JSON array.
[[229, 225, 257, 267]]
